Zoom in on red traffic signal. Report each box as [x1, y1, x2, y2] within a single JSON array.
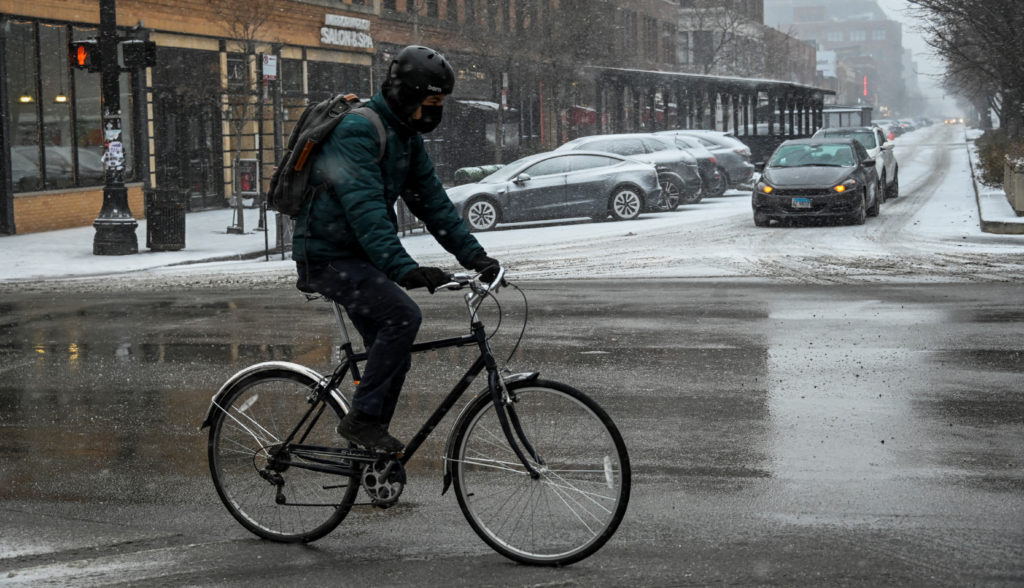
[[69, 39, 101, 72]]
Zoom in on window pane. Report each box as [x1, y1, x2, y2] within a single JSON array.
[[73, 27, 104, 187], [6, 20, 41, 192], [281, 58, 303, 94], [307, 61, 370, 102], [568, 154, 614, 171], [40, 23, 74, 188], [525, 157, 569, 176]]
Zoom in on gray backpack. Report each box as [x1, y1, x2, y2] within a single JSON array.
[[267, 93, 386, 217]]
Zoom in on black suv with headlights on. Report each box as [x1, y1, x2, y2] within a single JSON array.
[[752, 138, 881, 227]]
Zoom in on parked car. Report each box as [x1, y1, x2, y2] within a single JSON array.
[[653, 133, 725, 197], [656, 129, 756, 191], [446, 150, 661, 232], [752, 138, 881, 227], [813, 126, 899, 200], [555, 133, 702, 207]]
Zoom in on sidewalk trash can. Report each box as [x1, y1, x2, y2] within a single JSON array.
[[145, 188, 187, 251]]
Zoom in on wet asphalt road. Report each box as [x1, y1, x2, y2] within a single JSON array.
[[0, 280, 1022, 586]]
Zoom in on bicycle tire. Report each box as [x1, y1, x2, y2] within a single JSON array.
[[207, 368, 359, 543], [451, 379, 631, 565]]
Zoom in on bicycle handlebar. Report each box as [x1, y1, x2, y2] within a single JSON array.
[[441, 266, 507, 296]]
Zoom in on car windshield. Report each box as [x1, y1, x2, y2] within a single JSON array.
[[769, 144, 856, 168], [821, 130, 877, 149]]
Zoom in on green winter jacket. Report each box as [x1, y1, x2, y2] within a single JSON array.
[[292, 93, 485, 282]]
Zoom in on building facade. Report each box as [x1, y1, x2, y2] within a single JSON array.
[[2, 0, 823, 237], [764, 0, 910, 118]]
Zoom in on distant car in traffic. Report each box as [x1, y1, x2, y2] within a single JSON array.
[[555, 133, 703, 207], [812, 126, 899, 200], [446, 150, 661, 231], [655, 129, 756, 191], [752, 138, 881, 227]]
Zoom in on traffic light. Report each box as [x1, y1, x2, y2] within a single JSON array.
[[69, 39, 101, 72], [120, 39, 156, 69]]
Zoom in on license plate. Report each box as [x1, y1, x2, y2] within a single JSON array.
[[791, 197, 812, 209]]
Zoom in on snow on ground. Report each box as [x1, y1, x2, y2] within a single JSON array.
[[1, 124, 1021, 293]]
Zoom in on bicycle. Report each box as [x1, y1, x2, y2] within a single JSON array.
[[201, 268, 631, 566]]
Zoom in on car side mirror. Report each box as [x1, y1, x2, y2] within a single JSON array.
[[514, 173, 532, 185], [862, 159, 876, 167], [882, 144, 894, 150]]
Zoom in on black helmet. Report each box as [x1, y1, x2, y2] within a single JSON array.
[[382, 45, 455, 122]]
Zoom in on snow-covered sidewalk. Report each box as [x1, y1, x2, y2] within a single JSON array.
[[1, 125, 1021, 287]]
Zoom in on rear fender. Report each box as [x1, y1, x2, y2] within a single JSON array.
[[199, 361, 348, 429]]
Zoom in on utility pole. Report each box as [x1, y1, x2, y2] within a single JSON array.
[[92, 0, 137, 255]]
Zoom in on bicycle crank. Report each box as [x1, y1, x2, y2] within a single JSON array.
[[360, 458, 406, 508]]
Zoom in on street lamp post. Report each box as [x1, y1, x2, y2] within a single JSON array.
[[92, 0, 138, 255]]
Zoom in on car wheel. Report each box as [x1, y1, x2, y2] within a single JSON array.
[[656, 173, 682, 212], [704, 167, 727, 198], [608, 185, 642, 221], [464, 197, 501, 232], [867, 185, 881, 217], [753, 210, 771, 227], [888, 167, 899, 199], [848, 193, 867, 225]]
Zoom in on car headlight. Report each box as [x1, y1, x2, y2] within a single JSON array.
[[756, 181, 774, 194], [833, 179, 857, 193]]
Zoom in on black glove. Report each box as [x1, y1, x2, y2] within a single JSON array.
[[469, 254, 501, 283], [398, 267, 450, 294]]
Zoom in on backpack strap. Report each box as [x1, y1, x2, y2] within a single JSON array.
[[350, 107, 387, 163]]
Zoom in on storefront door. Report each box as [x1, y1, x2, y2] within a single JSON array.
[[152, 47, 223, 210]]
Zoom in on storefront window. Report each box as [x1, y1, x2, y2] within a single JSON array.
[[71, 27, 104, 188], [40, 23, 74, 189], [6, 20, 42, 192], [281, 58, 304, 95], [307, 61, 370, 102], [3, 18, 136, 193]]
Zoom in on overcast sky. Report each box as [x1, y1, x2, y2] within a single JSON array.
[[873, 0, 961, 114]]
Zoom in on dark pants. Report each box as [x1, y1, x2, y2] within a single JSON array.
[[298, 258, 422, 426]]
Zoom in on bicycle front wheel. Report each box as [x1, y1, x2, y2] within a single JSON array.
[[207, 368, 359, 543], [451, 379, 631, 565]]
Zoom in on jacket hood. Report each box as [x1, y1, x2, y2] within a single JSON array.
[[370, 93, 417, 137]]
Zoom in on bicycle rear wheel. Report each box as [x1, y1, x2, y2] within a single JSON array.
[[451, 379, 631, 565], [207, 368, 359, 543]]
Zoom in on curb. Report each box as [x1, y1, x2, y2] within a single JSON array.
[[965, 131, 1024, 235]]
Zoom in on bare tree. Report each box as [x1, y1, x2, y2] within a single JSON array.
[[453, 0, 617, 157], [679, 0, 761, 76], [907, 0, 1024, 138], [213, 0, 278, 233]]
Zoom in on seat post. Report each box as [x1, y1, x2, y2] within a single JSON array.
[[331, 302, 353, 346]]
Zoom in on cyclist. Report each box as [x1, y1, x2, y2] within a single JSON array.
[[293, 45, 500, 452]]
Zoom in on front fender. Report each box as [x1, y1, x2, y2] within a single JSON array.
[[440, 371, 540, 495], [199, 361, 348, 429]]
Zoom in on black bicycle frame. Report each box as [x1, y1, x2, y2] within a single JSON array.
[[283, 311, 541, 478]]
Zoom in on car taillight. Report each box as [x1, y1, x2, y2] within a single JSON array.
[[734, 147, 751, 156], [710, 156, 717, 163]]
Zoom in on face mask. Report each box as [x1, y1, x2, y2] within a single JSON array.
[[408, 104, 443, 134]]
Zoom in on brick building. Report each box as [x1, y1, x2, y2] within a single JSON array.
[[3, 0, 789, 236]]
